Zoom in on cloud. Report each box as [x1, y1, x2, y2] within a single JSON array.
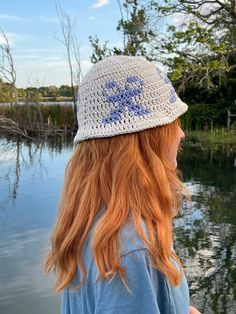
[[92, 0, 110, 9], [0, 147, 17, 162], [16, 48, 64, 53], [88, 15, 103, 20], [14, 53, 93, 87], [0, 14, 23, 21], [170, 2, 221, 28], [171, 13, 186, 26], [22, 57, 92, 73], [0, 32, 33, 47], [39, 15, 59, 24], [16, 55, 63, 61]]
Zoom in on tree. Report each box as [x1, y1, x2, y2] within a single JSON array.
[[58, 85, 73, 97], [89, 1, 235, 90], [150, 0, 236, 129], [89, 0, 156, 63], [0, 78, 14, 102], [0, 28, 18, 103], [89, 35, 112, 63], [151, 0, 236, 34], [55, 3, 83, 130], [88, 1, 236, 129], [116, 0, 155, 56], [150, 0, 235, 91]]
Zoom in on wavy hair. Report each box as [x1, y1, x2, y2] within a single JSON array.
[[44, 118, 190, 292]]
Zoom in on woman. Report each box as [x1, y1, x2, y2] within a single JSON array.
[[45, 56, 201, 314]]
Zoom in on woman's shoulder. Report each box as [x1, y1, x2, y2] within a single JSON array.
[[119, 215, 149, 257], [91, 207, 149, 257]]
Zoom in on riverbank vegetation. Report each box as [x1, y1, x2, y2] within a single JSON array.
[[0, 79, 75, 103], [0, 103, 74, 139], [1, 102, 235, 146], [186, 130, 236, 145]]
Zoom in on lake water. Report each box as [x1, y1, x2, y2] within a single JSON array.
[[0, 136, 235, 314]]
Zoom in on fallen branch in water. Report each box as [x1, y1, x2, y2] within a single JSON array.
[[0, 115, 32, 139]]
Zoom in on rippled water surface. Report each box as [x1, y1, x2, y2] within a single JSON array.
[[0, 137, 235, 314]]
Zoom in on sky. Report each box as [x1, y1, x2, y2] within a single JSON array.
[[0, 0, 123, 88]]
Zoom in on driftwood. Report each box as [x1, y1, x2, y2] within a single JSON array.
[[0, 115, 32, 139], [0, 115, 72, 139]]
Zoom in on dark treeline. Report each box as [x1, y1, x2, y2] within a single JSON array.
[[0, 79, 75, 102]]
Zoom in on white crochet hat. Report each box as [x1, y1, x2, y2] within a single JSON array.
[[74, 55, 188, 144]]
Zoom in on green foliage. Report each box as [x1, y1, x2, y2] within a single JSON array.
[[161, 19, 232, 91], [40, 104, 74, 128], [89, 35, 112, 63], [58, 85, 73, 97], [185, 130, 236, 145], [88, 0, 236, 129], [117, 1, 155, 56], [151, 0, 235, 93], [0, 79, 14, 102], [89, 0, 155, 62], [25, 89, 43, 103], [0, 81, 75, 103]]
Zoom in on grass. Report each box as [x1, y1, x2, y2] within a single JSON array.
[[185, 129, 236, 144], [0, 103, 74, 130], [0, 104, 236, 144]]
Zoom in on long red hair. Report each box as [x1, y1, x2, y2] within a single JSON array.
[[44, 118, 189, 292]]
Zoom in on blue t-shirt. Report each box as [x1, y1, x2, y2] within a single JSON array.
[[61, 215, 190, 314]]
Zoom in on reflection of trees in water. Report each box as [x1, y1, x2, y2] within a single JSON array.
[[0, 139, 20, 207], [180, 143, 236, 191], [174, 208, 236, 313], [0, 135, 73, 209], [174, 146, 236, 313]]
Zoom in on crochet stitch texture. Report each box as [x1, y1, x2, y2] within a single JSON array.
[[74, 55, 188, 144]]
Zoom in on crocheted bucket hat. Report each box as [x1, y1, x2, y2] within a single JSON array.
[[74, 55, 188, 144]]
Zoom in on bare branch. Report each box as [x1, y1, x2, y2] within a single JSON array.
[[55, 1, 83, 131], [0, 28, 18, 103], [117, 0, 127, 50], [0, 115, 32, 139]]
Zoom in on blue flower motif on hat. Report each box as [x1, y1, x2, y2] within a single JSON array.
[[101, 75, 151, 124], [156, 68, 177, 104]]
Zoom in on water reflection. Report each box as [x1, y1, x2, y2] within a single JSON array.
[[174, 146, 236, 314], [0, 136, 73, 210], [0, 136, 235, 314], [0, 136, 73, 314]]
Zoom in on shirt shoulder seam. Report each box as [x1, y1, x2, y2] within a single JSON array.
[[120, 247, 148, 258]]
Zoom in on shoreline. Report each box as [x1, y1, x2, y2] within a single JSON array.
[[185, 130, 236, 145]]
